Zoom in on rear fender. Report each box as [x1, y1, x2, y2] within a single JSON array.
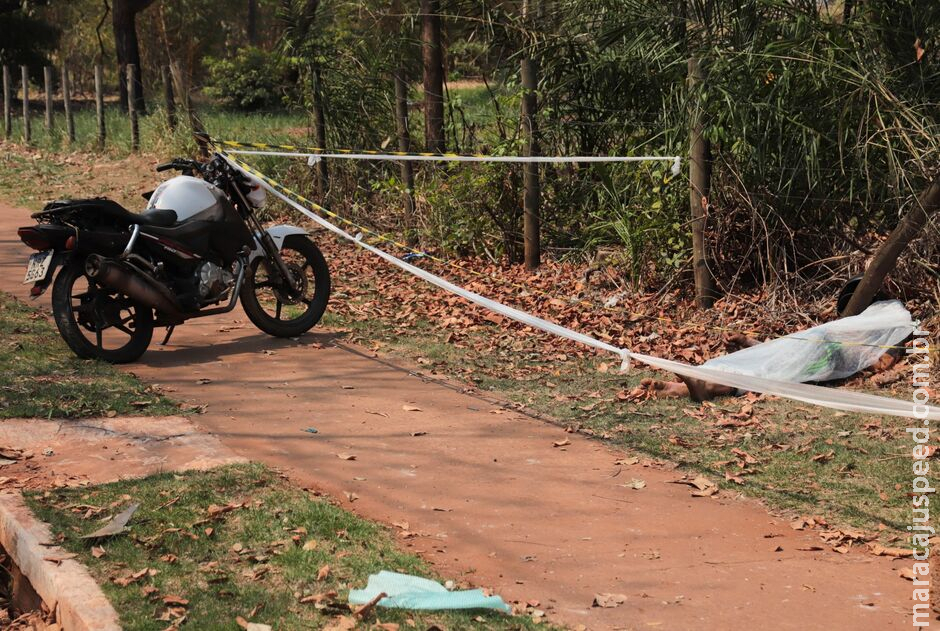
[[249, 225, 309, 262]]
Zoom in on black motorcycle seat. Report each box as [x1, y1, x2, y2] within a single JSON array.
[[36, 198, 178, 227]]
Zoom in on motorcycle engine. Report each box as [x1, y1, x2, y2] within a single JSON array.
[[194, 261, 235, 301]]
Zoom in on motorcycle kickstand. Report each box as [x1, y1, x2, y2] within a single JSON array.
[[160, 326, 176, 346]]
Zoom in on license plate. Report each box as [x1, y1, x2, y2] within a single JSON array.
[[23, 250, 53, 284]]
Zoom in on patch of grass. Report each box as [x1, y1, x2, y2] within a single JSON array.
[[0, 292, 177, 418], [25, 464, 543, 631], [5, 103, 309, 158]]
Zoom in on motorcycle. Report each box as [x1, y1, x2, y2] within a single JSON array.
[[16, 153, 331, 363]]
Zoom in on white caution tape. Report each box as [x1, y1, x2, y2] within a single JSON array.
[[228, 148, 683, 175], [224, 154, 939, 422]]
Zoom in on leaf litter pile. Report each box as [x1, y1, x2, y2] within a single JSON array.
[[24, 464, 550, 631], [308, 229, 938, 547]]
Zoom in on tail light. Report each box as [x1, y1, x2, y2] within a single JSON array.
[[17, 227, 51, 251]]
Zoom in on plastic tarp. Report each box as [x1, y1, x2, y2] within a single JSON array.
[[703, 300, 913, 383], [347, 571, 512, 613]]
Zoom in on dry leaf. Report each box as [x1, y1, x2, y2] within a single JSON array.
[[81, 503, 139, 539], [553, 438, 571, 448], [316, 564, 331, 581], [302, 539, 318, 551], [353, 591, 388, 619], [868, 542, 913, 558], [91, 546, 107, 558], [337, 453, 357, 461], [402, 405, 422, 412], [592, 593, 627, 608], [299, 590, 338, 604]]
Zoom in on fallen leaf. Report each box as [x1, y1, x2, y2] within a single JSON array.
[[317, 564, 331, 581], [353, 591, 388, 619], [91, 546, 107, 558], [163, 595, 189, 607], [44, 552, 77, 564], [868, 542, 913, 558], [592, 593, 627, 608], [553, 438, 571, 448], [337, 453, 357, 461], [81, 503, 140, 539], [402, 405, 422, 412], [299, 590, 338, 604], [302, 539, 318, 551]]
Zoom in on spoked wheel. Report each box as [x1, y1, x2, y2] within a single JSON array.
[[240, 236, 331, 338], [51, 262, 154, 363]]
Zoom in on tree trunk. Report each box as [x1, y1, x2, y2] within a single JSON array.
[[843, 178, 940, 316], [843, 0, 855, 23], [521, 56, 540, 270], [688, 57, 717, 308], [394, 71, 417, 247], [112, 0, 155, 113], [247, 0, 258, 45], [421, 0, 445, 153], [311, 65, 329, 200]]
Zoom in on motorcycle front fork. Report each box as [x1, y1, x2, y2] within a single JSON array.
[[257, 232, 299, 293]]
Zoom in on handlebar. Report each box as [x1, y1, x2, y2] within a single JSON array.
[[155, 158, 202, 175]]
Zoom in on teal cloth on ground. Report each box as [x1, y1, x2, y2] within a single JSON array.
[[348, 571, 511, 613]]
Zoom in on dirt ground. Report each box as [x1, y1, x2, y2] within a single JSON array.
[[0, 202, 919, 630], [0, 415, 245, 491]]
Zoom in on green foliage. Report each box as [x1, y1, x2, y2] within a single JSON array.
[[205, 46, 290, 110], [0, 0, 59, 73]]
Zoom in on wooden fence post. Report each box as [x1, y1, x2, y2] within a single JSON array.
[[394, 72, 417, 247], [161, 66, 177, 131], [43, 65, 54, 133], [62, 66, 75, 142], [2, 65, 11, 139], [94, 65, 106, 149], [21, 66, 30, 143], [127, 64, 139, 151], [688, 57, 717, 308]]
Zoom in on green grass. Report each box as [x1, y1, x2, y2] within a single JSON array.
[[5, 102, 310, 158], [25, 464, 545, 631], [0, 292, 178, 418]]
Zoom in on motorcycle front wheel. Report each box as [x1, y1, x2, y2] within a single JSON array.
[[51, 261, 154, 363], [240, 236, 331, 338]]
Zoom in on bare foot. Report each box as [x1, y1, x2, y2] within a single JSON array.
[[676, 375, 736, 402], [641, 378, 690, 399]]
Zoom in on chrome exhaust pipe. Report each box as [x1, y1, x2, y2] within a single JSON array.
[[85, 254, 184, 319]]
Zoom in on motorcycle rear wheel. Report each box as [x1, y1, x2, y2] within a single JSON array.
[[240, 236, 331, 338], [51, 261, 154, 363]]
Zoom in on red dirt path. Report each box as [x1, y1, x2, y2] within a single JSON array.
[[0, 203, 915, 629]]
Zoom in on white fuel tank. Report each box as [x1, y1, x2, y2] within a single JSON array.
[[147, 176, 228, 222]]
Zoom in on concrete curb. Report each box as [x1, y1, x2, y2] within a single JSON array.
[[0, 491, 121, 631]]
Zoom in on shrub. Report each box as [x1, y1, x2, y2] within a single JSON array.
[[204, 47, 289, 110]]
